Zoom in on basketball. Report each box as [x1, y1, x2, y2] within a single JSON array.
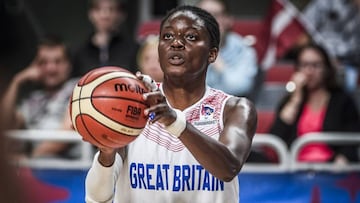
[[70, 66, 149, 148]]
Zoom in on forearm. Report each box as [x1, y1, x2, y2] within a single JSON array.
[[85, 151, 122, 203], [1, 76, 23, 129], [179, 124, 245, 182], [279, 94, 302, 124]]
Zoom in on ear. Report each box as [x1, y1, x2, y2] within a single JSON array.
[[208, 47, 218, 64]]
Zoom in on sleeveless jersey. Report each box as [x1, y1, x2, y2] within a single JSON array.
[[116, 86, 239, 203]]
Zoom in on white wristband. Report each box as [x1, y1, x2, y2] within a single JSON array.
[[165, 109, 186, 138]]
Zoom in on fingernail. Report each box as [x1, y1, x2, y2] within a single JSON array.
[[149, 112, 155, 120]]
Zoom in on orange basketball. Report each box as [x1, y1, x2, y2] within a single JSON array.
[[69, 66, 149, 148]]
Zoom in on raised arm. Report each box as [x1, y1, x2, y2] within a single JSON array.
[[144, 91, 257, 182], [180, 97, 257, 181], [1, 65, 41, 129]]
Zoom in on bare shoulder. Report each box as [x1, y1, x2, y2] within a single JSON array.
[[224, 96, 258, 134], [224, 96, 256, 114]]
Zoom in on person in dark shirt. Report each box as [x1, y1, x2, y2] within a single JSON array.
[[270, 43, 360, 163], [72, 0, 139, 77]]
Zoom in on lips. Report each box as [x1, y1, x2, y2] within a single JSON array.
[[167, 52, 185, 65]]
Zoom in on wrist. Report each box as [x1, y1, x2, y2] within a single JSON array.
[[98, 150, 116, 167], [164, 109, 186, 138]]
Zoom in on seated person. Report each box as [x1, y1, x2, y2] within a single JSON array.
[[136, 35, 163, 82], [270, 43, 360, 163], [197, 0, 259, 99], [71, 0, 139, 77], [1, 35, 79, 159]]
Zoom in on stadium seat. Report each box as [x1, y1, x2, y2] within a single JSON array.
[[256, 110, 275, 133], [136, 20, 161, 41], [232, 19, 263, 58], [264, 63, 295, 84]]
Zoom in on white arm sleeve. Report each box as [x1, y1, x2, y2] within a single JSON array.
[[85, 151, 123, 203]]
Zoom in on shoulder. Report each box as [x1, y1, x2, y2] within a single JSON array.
[[224, 32, 256, 53], [330, 89, 357, 105], [224, 96, 257, 119], [223, 96, 257, 135], [57, 78, 79, 96], [225, 96, 255, 110]]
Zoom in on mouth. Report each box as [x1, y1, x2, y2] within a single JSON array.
[[167, 52, 185, 65]]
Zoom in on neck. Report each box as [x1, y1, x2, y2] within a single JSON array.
[[162, 79, 206, 110], [307, 87, 329, 110]]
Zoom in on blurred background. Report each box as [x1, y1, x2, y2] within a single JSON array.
[[0, 0, 309, 78]]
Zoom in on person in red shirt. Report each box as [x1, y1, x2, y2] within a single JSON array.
[[270, 43, 360, 163]]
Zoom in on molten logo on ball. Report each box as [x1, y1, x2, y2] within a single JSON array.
[[114, 83, 147, 94], [70, 66, 149, 148]]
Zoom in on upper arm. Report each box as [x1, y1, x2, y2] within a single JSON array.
[[220, 97, 257, 162]]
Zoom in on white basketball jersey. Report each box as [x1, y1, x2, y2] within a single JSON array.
[[116, 86, 239, 203]]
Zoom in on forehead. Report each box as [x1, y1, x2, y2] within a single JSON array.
[[198, 0, 225, 14], [37, 46, 66, 58], [164, 10, 205, 30], [299, 48, 322, 60]]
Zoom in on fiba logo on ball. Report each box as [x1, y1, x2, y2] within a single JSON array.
[[69, 66, 149, 148]]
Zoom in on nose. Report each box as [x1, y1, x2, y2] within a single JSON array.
[[171, 38, 185, 49]]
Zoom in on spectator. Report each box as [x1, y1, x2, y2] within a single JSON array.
[[196, 0, 259, 99], [136, 35, 163, 82], [302, 0, 360, 93], [1, 35, 78, 159], [270, 43, 360, 163], [72, 0, 139, 77]]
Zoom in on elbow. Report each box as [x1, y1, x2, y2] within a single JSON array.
[[219, 162, 243, 182]]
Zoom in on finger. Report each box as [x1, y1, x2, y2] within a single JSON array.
[[136, 72, 158, 92], [143, 91, 166, 105], [145, 104, 173, 124]]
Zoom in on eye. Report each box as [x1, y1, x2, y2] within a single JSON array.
[[163, 33, 173, 40], [185, 34, 196, 41]]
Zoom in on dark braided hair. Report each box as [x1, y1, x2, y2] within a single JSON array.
[[160, 5, 220, 49]]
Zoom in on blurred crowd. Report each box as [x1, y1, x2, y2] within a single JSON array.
[[0, 0, 359, 166]]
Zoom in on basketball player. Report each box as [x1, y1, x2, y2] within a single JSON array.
[[85, 5, 257, 203]]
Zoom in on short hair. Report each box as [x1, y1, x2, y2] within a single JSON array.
[[88, 0, 125, 11], [37, 34, 70, 60], [294, 43, 339, 91], [160, 5, 220, 49]]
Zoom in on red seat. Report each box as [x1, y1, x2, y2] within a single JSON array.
[[256, 110, 275, 134], [232, 19, 263, 38], [136, 20, 161, 41], [265, 63, 295, 84], [232, 19, 264, 59]]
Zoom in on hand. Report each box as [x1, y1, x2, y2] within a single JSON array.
[[136, 71, 159, 92], [288, 72, 307, 94], [98, 147, 117, 167], [15, 63, 42, 84], [143, 91, 176, 126]]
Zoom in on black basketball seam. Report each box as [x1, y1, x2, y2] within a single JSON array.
[[80, 113, 142, 137], [74, 70, 146, 147], [72, 96, 147, 105], [77, 71, 117, 147], [90, 97, 147, 130]]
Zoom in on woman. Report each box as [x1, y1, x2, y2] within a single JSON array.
[[136, 34, 164, 82], [85, 5, 257, 203], [270, 43, 360, 163]]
